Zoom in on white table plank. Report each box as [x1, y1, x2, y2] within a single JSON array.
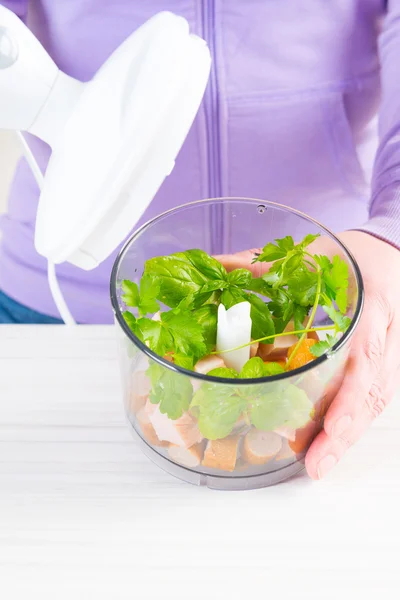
[[0, 325, 399, 599]]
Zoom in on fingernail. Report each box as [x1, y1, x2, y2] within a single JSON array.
[[332, 415, 352, 439], [317, 455, 337, 479]]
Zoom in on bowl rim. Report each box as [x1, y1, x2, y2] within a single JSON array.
[[110, 197, 364, 385]]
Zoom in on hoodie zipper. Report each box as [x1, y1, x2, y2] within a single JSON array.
[[202, 0, 224, 254]]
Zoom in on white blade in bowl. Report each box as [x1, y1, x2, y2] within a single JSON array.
[[216, 302, 252, 373]]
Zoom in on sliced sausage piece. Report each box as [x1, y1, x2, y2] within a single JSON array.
[[194, 355, 226, 375], [202, 436, 240, 472], [168, 442, 205, 468], [242, 430, 282, 465]]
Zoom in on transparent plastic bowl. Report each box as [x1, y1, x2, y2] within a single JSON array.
[[110, 198, 363, 490]]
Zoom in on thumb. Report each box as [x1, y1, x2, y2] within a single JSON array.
[[215, 248, 271, 277]]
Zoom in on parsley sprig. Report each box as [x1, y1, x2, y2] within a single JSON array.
[[122, 233, 351, 375], [252, 235, 350, 362]]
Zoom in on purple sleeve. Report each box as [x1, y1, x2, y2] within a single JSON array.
[[358, 1, 400, 249], [0, 1, 28, 18]]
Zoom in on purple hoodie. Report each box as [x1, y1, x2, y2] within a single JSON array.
[[0, 0, 398, 324]]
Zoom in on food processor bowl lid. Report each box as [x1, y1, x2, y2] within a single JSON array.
[[34, 12, 211, 269]]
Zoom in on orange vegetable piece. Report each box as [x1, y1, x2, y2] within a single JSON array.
[[287, 338, 318, 371], [275, 359, 287, 369]]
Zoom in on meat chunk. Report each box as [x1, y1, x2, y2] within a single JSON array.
[[194, 355, 226, 375], [148, 402, 203, 448], [257, 319, 318, 361], [168, 442, 205, 468], [274, 426, 296, 442], [242, 429, 282, 465], [129, 370, 151, 414], [202, 436, 240, 472], [288, 420, 319, 455], [250, 341, 259, 358], [136, 408, 168, 447]]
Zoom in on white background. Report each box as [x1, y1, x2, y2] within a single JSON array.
[[1, 325, 399, 600]]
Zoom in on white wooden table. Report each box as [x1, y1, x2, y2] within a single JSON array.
[[0, 326, 399, 599]]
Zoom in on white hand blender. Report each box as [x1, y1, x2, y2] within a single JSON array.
[[0, 7, 211, 324]]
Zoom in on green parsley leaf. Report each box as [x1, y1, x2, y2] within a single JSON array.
[[254, 234, 320, 290], [254, 233, 319, 266], [144, 254, 209, 308], [314, 254, 331, 272], [254, 242, 288, 263], [137, 276, 161, 317], [240, 357, 265, 379], [122, 276, 160, 318], [239, 357, 284, 380], [173, 354, 195, 370], [309, 334, 337, 357], [250, 384, 313, 431], [283, 386, 315, 429], [250, 389, 292, 431], [121, 280, 140, 308], [247, 294, 275, 343], [287, 266, 318, 307], [316, 254, 349, 314], [134, 309, 207, 360], [192, 304, 218, 351], [191, 381, 245, 439], [177, 291, 216, 311], [246, 276, 275, 298], [199, 280, 230, 293], [293, 304, 309, 335], [220, 287, 248, 309], [335, 288, 348, 315], [267, 289, 294, 333], [123, 310, 139, 333], [227, 268, 252, 288], [299, 233, 320, 249], [322, 304, 351, 333], [276, 235, 296, 252], [182, 249, 228, 281], [208, 367, 239, 379], [147, 362, 193, 420], [329, 255, 349, 313], [262, 362, 285, 376], [138, 318, 173, 356], [161, 310, 207, 359]]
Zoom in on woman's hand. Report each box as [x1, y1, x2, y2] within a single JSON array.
[[217, 231, 400, 479], [306, 231, 400, 479]]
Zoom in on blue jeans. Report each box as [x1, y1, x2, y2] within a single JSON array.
[[0, 290, 63, 324]]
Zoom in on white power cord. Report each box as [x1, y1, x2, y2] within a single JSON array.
[[47, 261, 76, 325], [16, 131, 77, 326], [16, 131, 45, 188]]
